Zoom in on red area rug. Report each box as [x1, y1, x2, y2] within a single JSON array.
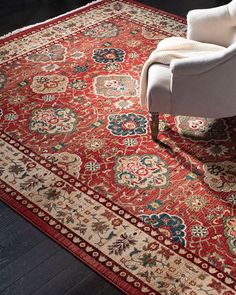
[[0, 0, 236, 294]]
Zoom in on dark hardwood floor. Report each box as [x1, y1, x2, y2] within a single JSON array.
[[0, 0, 231, 294], [0, 201, 123, 295]]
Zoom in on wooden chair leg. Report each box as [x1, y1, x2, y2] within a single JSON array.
[[149, 112, 159, 142]]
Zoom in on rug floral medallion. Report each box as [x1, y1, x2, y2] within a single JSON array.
[[0, 0, 235, 294]]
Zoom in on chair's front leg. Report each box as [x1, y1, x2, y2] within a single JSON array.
[[149, 112, 159, 142]]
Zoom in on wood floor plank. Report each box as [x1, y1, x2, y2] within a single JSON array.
[[63, 271, 122, 295], [0, 238, 59, 292], [0, 216, 33, 242], [97, 284, 124, 295], [0, 226, 47, 269], [0, 201, 11, 212], [32, 260, 92, 295], [1, 249, 76, 295], [0, 205, 25, 234]]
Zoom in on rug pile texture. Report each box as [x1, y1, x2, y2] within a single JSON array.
[[0, 0, 235, 294]]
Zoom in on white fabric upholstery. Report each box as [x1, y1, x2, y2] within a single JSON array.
[[143, 0, 236, 119], [140, 37, 224, 106], [187, 1, 236, 47], [147, 64, 171, 113]]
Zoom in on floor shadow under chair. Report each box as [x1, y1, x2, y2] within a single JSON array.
[[150, 114, 236, 156], [150, 115, 236, 197]]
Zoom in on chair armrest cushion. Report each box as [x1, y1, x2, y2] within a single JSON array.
[[170, 43, 236, 76], [170, 44, 236, 118]]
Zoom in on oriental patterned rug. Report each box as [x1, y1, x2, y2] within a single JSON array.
[[0, 0, 235, 294]]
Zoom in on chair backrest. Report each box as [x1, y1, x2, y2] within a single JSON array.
[[187, 0, 236, 47], [224, 0, 236, 45]]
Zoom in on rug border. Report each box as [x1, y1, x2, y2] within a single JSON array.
[[0, 0, 186, 43], [0, 186, 145, 295], [124, 0, 186, 23]]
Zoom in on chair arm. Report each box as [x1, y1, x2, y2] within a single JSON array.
[[170, 43, 236, 119], [170, 43, 236, 76], [187, 4, 231, 46]]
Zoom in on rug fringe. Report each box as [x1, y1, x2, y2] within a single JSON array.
[[0, 0, 104, 40]]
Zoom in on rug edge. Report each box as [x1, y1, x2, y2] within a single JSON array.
[[126, 0, 187, 23], [0, 0, 187, 43], [0, 0, 104, 41], [0, 187, 147, 295]]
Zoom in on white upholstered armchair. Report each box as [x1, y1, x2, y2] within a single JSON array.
[[141, 0, 236, 141]]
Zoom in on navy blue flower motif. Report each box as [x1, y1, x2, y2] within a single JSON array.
[[92, 48, 125, 63], [139, 213, 186, 246], [74, 63, 88, 73], [107, 113, 147, 136]]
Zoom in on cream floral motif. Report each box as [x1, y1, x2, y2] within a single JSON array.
[[93, 75, 137, 98], [43, 152, 82, 177], [71, 51, 85, 59], [30, 75, 68, 94], [185, 195, 207, 211], [176, 116, 229, 141], [4, 113, 18, 121], [114, 154, 169, 189], [123, 138, 138, 147], [84, 138, 106, 151], [27, 44, 67, 63], [223, 216, 236, 256], [85, 161, 100, 172], [114, 99, 134, 110], [141, 27, 160, 39], [41, 94, 55, 102], [29, 108, 77, 134], [126, 39, 141, 47], [42, 64, 60, 72], [191, 225, 208, 238], [103, 62, 120, 72], [83, 22, 119, 38], [0, 135, 234, 295], [205, 145, 229, 157], [8, 95, 26, 105], [203, 161, 236, 192]]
